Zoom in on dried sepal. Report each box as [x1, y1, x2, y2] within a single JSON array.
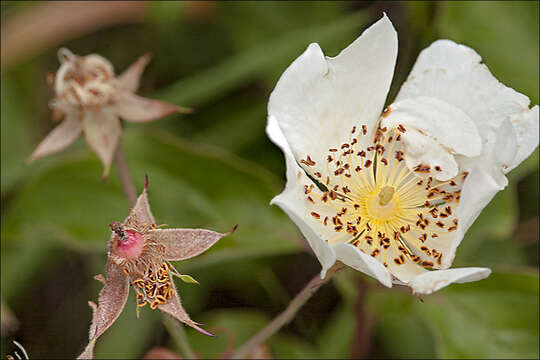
[[158, 279, 214, 337], [157, 225, 237, 261], [124, 187, 155, 229], [27, 115, 82, 163], [81, 110, 122, 178], [80, 178, 232, 357], [78, 259, 129, 359], [114, 91, 193, 123], [29, 49, 190, 176], [117, 53, 152, 92]]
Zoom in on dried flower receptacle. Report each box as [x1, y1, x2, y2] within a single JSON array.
[[78, 177, 236, 359], [28, 48, 192, 177]]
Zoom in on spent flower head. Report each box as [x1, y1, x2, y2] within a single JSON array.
[[78, 176, 236, 359], [29, 48, 191, 177], [267, 15, 538, 294]]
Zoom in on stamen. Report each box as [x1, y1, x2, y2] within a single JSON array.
[[303, 125, 462, 274]]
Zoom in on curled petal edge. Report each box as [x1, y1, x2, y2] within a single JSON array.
[[409, 267, 492, 295]]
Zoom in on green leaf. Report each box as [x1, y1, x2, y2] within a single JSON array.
[[464, 186, 518, 242], [2, 128, 300, 264], [269, 336, 319, 359], [156, 11, 367, 108], [177, 274, 199, 285], [421, 270, 539, 358], [183, 309, 270, 359], [1, 70, 36, 194], [367, 270, 539, 359], [316, 302, 356, 358], [145, 1, 187, 27], [366, 290, 437, 359], [182, 308, 319, 359]]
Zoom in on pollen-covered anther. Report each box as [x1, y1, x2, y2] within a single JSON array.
[[131, 262, 175, 311], [301, 126, 464, 274]]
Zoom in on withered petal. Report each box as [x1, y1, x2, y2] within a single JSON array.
[[28, 114, 82, 162], [154, 226, 236, 261], [78, 259, 129, 359], [117, 53, 152, 93], [159, 280, 214, 337], [114, 91, 193, 123], [124, 186, 156, 229], [82, 109, 122, 178]]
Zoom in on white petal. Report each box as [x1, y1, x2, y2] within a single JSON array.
[[267, 117, 336, 278], [402, 127, 459, 181], [82, 109, 122, 177], [443, 119, 517, 267], [332, 243, 392, 287], [507, 105, 539, 172], [397, 39, 538, 169], [268, 15, 397, 175], [384, 96, 482, 156], [28, 114, 82, 161], [409, 267, 491, 295], [381, 96, 482, 181], [266, 115, 294, 158]]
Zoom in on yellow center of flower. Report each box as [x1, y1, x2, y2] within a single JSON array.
[[301, 121, 468, 270], [366, 185, 398, 220]]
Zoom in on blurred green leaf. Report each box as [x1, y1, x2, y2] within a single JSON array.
[[157, 11, 366, 107], [183, 308, 320, 359], [316, 302, 355, 358], [368, 270, 539, 358], [466, 185, 518, 242], [192, 100, 266, 154], [146, 1, 187, 27], [422, 270, 539, 358], [509, 150, 539, 183], [270, 336, 319, 359], [2, 128, 299, 262], [184, 309, 269, 359], [1, 227, 66, 301], [366, 290, 437, 359], [1, 71, 34, 194]]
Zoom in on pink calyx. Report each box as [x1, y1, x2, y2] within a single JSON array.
[[115, 230, 144, 260]]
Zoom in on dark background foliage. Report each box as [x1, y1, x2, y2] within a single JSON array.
[[1, 1, 538, 358]]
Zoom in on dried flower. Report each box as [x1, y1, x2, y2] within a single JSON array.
[[267, 15, 538, 294], [78, 177, 236, 359], [29, 48, 191, 177]]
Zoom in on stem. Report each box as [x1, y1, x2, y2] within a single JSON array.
[[231, 262, 345, 359], [162, 314, 196, 359], [114, 145, 137, 206]]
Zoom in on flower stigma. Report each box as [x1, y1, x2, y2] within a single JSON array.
[[301, 120, 467, 273]]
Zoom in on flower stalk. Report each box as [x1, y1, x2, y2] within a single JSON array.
[[231, 262, 345, 359]]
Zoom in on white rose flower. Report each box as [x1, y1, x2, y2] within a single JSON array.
[[266, 14, 538, 294]]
